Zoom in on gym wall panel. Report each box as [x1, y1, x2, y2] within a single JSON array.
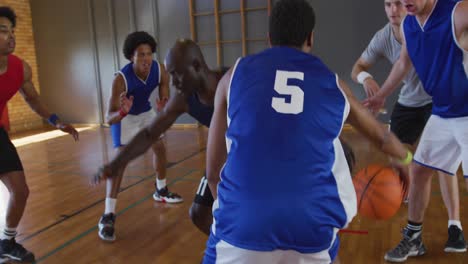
[[30, 0, 399, 125], [91, 0, 117, 122], [30, 0, 100, 124]]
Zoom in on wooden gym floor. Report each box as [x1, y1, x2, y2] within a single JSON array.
[[2, 126, 467, 263]]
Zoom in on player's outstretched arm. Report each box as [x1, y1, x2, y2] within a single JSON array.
[[342, 77, 411, 192], [206, 68, 231, 200], [339, 77, 411, 171], [93, 93, 187, 185], [364, 29, 411, 112], [19, 60, 79, 141], [351, 58, 380, 98]]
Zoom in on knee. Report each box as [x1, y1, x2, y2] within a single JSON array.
[[410, 163, 433, 184]]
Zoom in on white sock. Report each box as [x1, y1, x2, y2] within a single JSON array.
[[156, 178, 166, 190], [449, 220, 462, 230], [105, 198, 117, 214], [0, 227, 17, 240]]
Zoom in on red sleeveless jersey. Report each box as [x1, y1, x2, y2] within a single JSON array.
[[0, 55, 24, 127]]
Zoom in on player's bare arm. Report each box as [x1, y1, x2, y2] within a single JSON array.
[[339, 78, 408, 163], [19, 60, 78, 141], [364, 28, 411, 112], [351, 58, 380, 98], [454, 1, 468, 52], [106, 74, 131, 124], [206, 68, 231, 200], [157, 63, 170, 110], [94, 92, 188, 184]]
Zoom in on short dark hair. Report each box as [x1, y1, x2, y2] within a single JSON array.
[[0, 6, 16, 28], [123, 31, 157, 60], [269, 0, 315, 47]]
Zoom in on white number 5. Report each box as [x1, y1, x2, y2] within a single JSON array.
[[271, 70, 304, 114]]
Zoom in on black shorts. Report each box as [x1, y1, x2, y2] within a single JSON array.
[[0, 127, 23, 174], [390, 102, 432, 145], [193, 176, 214, 206]]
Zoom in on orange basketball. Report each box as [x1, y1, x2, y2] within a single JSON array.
[[352, 164, 404, 220]]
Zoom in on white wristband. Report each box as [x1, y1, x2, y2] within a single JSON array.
[[357, 71, 373, 84]]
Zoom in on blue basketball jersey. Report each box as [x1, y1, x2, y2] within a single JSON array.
[[119, 60, 161, 115], [186, 68, 229, 127], [211, 47, 357, 253], [403, 0, 468, 118], [110, 60, 161, 147]]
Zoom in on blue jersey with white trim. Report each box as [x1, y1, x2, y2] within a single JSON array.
[[119, 60, 161, 115], [403, 0, 468, 117], [110, 60, 160, 147], [212, 47, 357, 253]]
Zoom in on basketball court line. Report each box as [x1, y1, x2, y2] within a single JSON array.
[[17, 148, 205, 244], [35, 169, 198, 263]]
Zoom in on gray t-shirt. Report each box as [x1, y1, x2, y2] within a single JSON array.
[[361, 23, 432, 107]]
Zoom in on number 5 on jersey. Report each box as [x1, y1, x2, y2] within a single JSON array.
[[271, 70, 304, 114]]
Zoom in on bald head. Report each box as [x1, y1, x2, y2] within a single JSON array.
[[165, 39, 209, 94], [166, 39, 207, 69]]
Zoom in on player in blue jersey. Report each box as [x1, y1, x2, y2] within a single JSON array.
[[364, 0, 468, 261], [97, 31, 183, 242], [203, 0, 412, 263], [94, 38, 230, 236], [351, 0, 464, 251], [93, 38, 356, 238]]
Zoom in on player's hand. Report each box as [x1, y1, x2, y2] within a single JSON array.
[[390, 160, 410, 200], [120, 92, 134, 113], [91, 163, 113, 186], [362, 78, 380, 98], [57, 123, 79, 141], [363, 94, 385, 114], [156, 97, 169, 112]]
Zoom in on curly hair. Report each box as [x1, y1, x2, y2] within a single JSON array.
[[0, 6, 16, 28], [123, 31, 157, 60], [269, 0, 315, 48]]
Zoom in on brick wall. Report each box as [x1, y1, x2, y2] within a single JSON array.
[[1, 0, 43, 133]]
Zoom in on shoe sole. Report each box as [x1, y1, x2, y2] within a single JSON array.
[[98, 223, 116, 242], [1, 254, 35, 263], [98, 231, 116, 242], [444, 247, 467, 253], [384, 249, 426, 262], [153, 194, 184, 204]]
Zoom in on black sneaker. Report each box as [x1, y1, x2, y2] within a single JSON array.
[[0, 238, 35, 263], [153, 186, 183, 204], [384, 228, 426, 262], [98, 213, 116, 242], [444, 225, 467, 253]]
